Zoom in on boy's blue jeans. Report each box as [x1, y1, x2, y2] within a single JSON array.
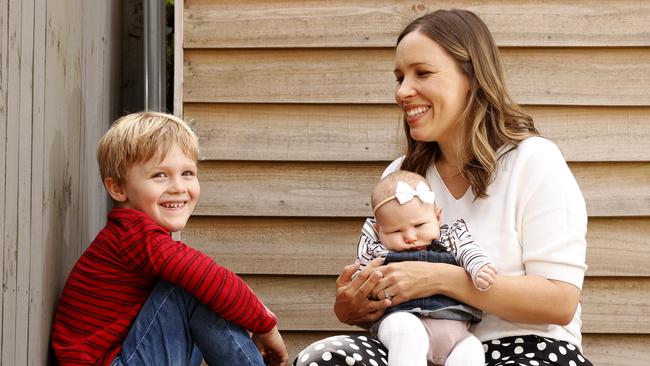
[[110, 280, 266, 366]]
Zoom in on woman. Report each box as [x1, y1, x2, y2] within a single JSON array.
[[294, 9, 592, 366]]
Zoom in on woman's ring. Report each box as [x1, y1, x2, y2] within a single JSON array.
[[383, 289, 392, 300]]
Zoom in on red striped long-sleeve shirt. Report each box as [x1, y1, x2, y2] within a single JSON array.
[[51, 208, 277, 365]]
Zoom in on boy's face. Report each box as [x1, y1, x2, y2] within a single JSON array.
[[107, 143, 200, 232], [374, 199, 440, 252]]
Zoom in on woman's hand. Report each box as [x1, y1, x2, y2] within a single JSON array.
[[333, 258, 392, 327], [372, 261, 445, 305], [252, 326, 289, 366]]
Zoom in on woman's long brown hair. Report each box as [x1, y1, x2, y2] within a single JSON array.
[[397, 9, 538, 199]]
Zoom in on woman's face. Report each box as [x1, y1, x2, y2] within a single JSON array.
[[394, 31, 470, 147]]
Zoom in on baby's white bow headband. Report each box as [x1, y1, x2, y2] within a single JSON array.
[[373, 181, 435, 214]]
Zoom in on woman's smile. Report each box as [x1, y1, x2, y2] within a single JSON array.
[[404, 105, 432, 126]]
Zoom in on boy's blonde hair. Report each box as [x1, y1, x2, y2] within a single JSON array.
[[97, 111, 199, 183], [371, 170, 431, 210]]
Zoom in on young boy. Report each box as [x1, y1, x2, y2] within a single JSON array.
[[51, 112, 288, 366], [356, 170, 496, 366]]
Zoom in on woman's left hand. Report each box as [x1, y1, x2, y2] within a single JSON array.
[[372, 261, 445, 305]]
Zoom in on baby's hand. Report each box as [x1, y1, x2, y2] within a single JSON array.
[[474, 263, 497, 291]]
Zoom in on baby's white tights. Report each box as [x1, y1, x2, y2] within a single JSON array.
[[445, 334, 485, 365], [377, 312, 429, 366], [377, 311, 485, 366]]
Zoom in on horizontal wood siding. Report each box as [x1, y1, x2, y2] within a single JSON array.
[[186, 104, 650, 162], [194, 161, 650, 217], [184, 216, 650, 277], [184, 48, 650, 106], [184, 0, 650, 48], [180, 0, 650, 362]]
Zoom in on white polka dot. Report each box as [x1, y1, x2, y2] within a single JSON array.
[[315, 343, 325, 351], [371, 338, 382, 344], [309, 362, 318, 366], [530, 361, 539, 366], [578, 354, 585, 362], [505, 361, 515, 365], [345, 338, 355, 342], [503, 343, 511, 347], [369, 360, 378, 366], [362, 342, 372, 348], [514, 346, 524, 354], [491, 339, 501, 345], [345, 356, 355, 366], [491, 350, 501, 360], [300, 353, 310, 362], [378, 348, 387, 356], [569, 361, 577, 366], [525, 353, 535, 358], [322, 352, 332, 361], [549, 353, 558, 362], [483, 344, 489, 352], [381, 357, 388, 365], [366, 349, 375, 356], [358, 336, 368, 341], [501, 356, 511, 361], [567, 344, 576, 351], [537, 342, 547, 351], [515, 337, 524, 343], [350, 344, 359, 350], [336, 349, 346, 356], [332, 341, 343, 346], [559, 346, 567, 355], [353, 353, 363, 361]]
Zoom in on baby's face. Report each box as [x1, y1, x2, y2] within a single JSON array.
[[374, 199, 440, 251]]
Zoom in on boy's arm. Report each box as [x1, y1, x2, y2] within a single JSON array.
[[128, 221, 277, 334], [446, 219, 497, 291]]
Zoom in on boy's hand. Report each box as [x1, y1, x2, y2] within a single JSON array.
[[252, 326, 288, 366], [475, 263, 497, 291]]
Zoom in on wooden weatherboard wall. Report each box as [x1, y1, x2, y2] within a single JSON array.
[[0, 1, 120, 365], [177, 1, 650, 364]]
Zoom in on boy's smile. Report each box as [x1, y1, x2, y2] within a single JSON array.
[[108, 143, 200, 232]]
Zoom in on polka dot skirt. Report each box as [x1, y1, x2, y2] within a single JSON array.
[[293, 334, 592, 366], [484, 335, 592, 366], [294, 335, 388, 366]]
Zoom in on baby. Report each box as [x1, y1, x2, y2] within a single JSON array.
[[356, 170, 497, 366]]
